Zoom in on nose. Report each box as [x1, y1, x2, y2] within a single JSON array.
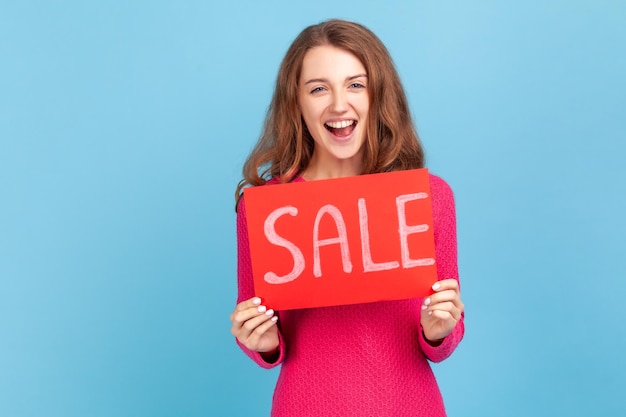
[[330, 90, 348, 113]]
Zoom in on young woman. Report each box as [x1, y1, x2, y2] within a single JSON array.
[[230, 19, 465, 417]]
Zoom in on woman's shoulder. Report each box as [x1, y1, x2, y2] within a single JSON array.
[[428, 172, 454, 194], [427, 172, 455, 207], [236, 176, 304, 212]]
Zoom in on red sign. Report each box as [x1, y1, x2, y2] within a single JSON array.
[[243, 168, 437, 310]]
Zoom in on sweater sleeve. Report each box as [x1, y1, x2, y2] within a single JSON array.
[[418, 174, 465, 363], [235, 194, 286, 369]]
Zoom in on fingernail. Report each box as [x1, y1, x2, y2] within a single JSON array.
[[421, 304, 428, 311], [428, 311, 433, 316], [265, 309, 274, 316], [258, 305, 267, 313], [424, 297, 431, 306], [432, 283, 440, 290], [252, 298, 261, 305], [271, 316, 278, 322]]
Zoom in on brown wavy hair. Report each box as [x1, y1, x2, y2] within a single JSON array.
[[235, 19, 424, 209]]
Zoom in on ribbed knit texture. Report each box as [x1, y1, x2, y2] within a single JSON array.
[[236, 174, 464, 417]]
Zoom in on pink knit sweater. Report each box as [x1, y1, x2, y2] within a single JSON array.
[[235, 174, 464, 417]]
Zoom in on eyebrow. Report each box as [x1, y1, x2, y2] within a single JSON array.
[[303, 73, 368, 85]]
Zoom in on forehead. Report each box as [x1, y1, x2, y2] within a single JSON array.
[[300, 45, 366, 82]]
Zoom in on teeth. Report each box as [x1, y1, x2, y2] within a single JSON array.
[[326, 120, 355, 129]]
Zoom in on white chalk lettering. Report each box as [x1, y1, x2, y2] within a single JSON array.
[[396, 193, 435, 268], [263, 206, 306, 284], [358, 198, 400, 272], [312, 205, 353, 278]]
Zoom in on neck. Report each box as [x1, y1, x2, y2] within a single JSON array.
[[302, 163, 362, 181], [303, 152, 363, 181]]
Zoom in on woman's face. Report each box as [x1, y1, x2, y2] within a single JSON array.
[[298, 45, 369, 179]]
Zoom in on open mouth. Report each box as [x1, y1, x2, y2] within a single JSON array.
[[325, 120, 356, 138]]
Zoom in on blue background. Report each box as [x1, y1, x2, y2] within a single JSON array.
[[1, 1, 624, 416]]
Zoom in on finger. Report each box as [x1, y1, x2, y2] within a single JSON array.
[[421, 290, 461, 312], [428, 309, 455, 322], [429, 280, 463, 310], [242, 308, 275, 333], [426, 301, 462, 321], [234, 297, 262, 313], [246, 315, 279, 351], [431, 279, 459, 293], [237, 308, 276, 341], [230, 297, 262, 322], [232, 297, 270, 323], [231, 304, 270, 333], [425, 289, 456, 304], [434, 293, 463, 313]]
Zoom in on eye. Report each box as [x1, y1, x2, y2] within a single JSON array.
[[310, 86, 325, 94], [350, 82, 366, 89]]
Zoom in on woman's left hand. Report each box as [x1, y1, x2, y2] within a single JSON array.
[[420, 279, 464, 344]]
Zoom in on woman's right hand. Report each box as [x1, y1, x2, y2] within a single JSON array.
[[230, 297, 279, 353]]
